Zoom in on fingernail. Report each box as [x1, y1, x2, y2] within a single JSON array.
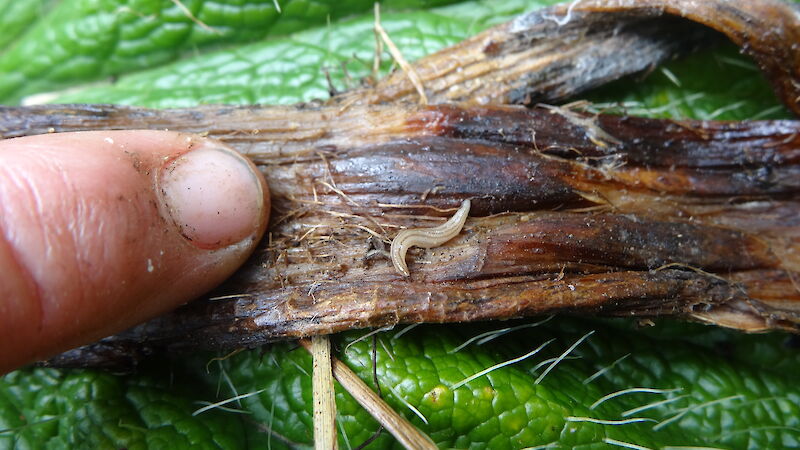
[[160, 146, 265, 249]]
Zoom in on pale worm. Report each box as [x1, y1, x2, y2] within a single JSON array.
[[390, 199, 471, 277]]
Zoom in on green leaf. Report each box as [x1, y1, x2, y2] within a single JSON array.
[[586, 43, 792, 121], [54, 0, 564, 107], [0, 0, 57, 53], [2, 0, 800, 448], [189, 319, 800, 449], [0, 0, 463, 104], [0, 368, 246, 449]]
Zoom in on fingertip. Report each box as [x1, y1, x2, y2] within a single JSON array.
[[159, 144, 270, 249], [0, 131, 270, 371]]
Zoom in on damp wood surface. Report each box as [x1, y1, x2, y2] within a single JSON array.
[[2, 0, 800, 368]]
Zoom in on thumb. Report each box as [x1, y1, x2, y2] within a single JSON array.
[[0, 131, 269, 373]]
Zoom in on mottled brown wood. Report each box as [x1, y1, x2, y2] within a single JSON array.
[[335, 0, 800, 113], [16, 103, 800, 361]]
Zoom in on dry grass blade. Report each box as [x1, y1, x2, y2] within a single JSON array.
[[311, 335, 338, 450], [373, 3, 428, 105], [300, 339, 436, 450], [170, 0, 219, 34]]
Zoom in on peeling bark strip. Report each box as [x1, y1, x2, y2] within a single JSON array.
[[3, 0, 800, 368], [558, 0, 800, 115], [335, 0, 800, 113]]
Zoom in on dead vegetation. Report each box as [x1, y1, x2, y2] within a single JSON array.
[[1, 0, 798, 372]]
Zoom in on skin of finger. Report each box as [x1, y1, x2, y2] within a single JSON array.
[[0, 131, 269, 373]]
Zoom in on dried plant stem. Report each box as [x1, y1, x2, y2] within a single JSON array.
[[300, 339, 436, 450], [371, 3, 383, 82], [311, 335, 338, 450], [373, 3, 428, 105], [15, 0, 800, 371]]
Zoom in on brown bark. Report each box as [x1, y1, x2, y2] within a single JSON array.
[[19, 102, 800, 369], [336, 0, 800, 113]]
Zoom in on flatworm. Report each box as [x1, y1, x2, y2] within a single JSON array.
[[390, 199, 471, 277]]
